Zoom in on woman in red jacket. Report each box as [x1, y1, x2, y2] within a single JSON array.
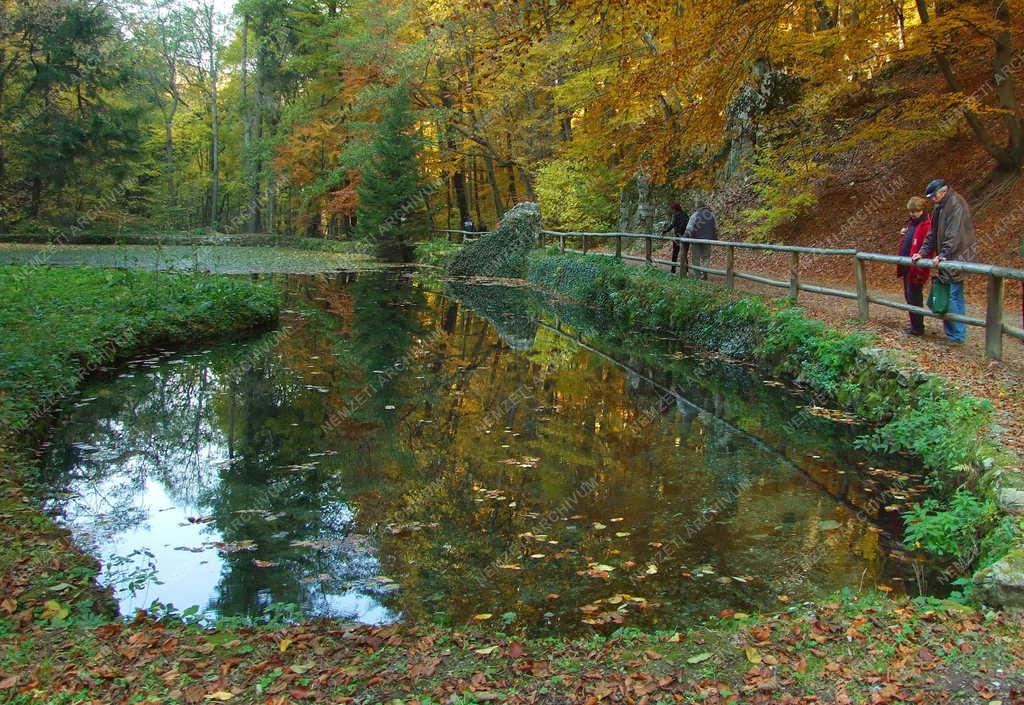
[[897, 196, 931, 336]]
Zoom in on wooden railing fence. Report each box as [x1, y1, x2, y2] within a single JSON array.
[[436, 228, 1024, 361]]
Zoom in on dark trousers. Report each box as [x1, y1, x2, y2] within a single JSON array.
[[903, 277, 924, 333], [670, 241, 689, 273]]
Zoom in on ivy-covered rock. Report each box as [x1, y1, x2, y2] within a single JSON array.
[[446, 202, 541, 279]]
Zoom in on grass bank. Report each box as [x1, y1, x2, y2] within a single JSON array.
[[522, 251, 1024, 603], [0, 266, 280, 642]]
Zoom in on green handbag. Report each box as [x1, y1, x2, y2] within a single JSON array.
[[927, 278, 950, 314]]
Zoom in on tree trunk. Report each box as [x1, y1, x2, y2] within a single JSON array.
[[29, 175, 42, 219], [207, 3, 220, 230], [241, 15, 258, 233], [914, 0, 1021, 172], [992, 0, 1024, 168], [483, 153, 503, 219]]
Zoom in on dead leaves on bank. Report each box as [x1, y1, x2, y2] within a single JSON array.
[[2, 602, 1023, 705]]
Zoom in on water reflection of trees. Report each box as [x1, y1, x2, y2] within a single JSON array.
[[45, 273, 898, 630]]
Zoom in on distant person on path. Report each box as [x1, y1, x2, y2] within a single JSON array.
[[462, 216, 476, 233], [896, 196, 931, 336], [661, 202, 689, 274], [477, 221, 488, 233], [685, 200, 718, 280], [913, 179, 978, 344]]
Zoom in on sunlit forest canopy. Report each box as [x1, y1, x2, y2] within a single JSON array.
[[1, 0, 1021, 241]]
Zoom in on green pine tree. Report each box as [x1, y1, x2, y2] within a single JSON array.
[[355, 88, 429, 261]]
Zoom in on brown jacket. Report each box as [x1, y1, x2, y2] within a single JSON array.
[[920, 188, 977, 283]]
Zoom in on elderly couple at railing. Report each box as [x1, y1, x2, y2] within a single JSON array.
[[897, 179, 977, 345], [660, 200, 718, 279]]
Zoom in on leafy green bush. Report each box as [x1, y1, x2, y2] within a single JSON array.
[[903, 492, 998, 566], [855, 378, 993, 481], [534, 158, 620, 232], [447, 202, 541, 278], [742, 148, 827, 242], [0, 266, 280, 438]]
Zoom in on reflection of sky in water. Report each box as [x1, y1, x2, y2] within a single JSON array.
[[49, 363, 395, 624]]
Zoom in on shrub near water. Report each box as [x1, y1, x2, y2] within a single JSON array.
[[0, 266, 279, 437]]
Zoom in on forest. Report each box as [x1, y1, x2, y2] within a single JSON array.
[[1, 0, 1022, 254]]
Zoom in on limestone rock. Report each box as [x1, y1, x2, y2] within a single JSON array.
[[998, 488, 1024, 515], [973, 547, 1024, 611]]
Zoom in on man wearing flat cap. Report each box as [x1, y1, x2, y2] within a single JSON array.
[[913, 179, 977, 344]]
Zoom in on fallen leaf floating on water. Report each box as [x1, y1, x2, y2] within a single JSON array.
[[213, 540, 257, 553]]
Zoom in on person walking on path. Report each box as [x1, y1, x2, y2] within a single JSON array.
[[661, 203, 689, 274], [913, 179, 978, 344], [462, 216, 476, 233], [897, 196, 931, 336], [685, 200, 718, 280]]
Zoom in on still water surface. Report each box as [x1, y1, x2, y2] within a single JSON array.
[[42, 272, 917, 634]]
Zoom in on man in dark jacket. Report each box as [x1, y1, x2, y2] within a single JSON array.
[[913, 179, 977, 343], [684, 200, 719, 280], [661, 203, 689, 274]]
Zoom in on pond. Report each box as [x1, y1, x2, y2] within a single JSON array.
[[0, 243, 372, 274], [41, 271, 922, 635]]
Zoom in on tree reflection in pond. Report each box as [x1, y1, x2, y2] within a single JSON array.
[[43, 272, 914, 634]]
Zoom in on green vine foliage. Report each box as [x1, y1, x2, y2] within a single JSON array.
[[446, 203, 541, 279]]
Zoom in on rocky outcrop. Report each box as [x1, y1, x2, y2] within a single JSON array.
[[447, 202, 541, 279], [974, 548, 1024, 611]]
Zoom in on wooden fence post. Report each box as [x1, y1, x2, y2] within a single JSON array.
[[725, 246, 735, 289], [559, 233, 565, 253], [582, 233, 588, 254], [854, 255, 869, 321], [538, 230, 545, 248], [986, 273, 1005, 360], [615, 234, 622, 259], [645, 236, 653, 264], [789, 251, 800, 301]]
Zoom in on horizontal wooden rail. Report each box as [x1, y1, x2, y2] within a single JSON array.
[[435, 227, 1024, 360]]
